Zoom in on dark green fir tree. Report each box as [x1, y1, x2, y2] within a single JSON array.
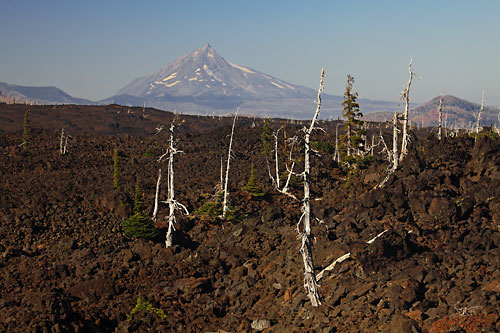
[[122, 178, 158, 239], [22, 109, 30, 155], [113, 147, 121, 189], [341, 74, 365, 157]]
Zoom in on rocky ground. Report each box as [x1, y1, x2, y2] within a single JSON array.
[[1, 103, 500, 332]]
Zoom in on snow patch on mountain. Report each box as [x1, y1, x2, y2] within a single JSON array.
[[270, 81, 284, 89], [162, 73, 177, 82], [228, 62, 255, 74]]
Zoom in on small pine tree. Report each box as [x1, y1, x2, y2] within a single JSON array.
[[22, 109, 30, 154], [122, 178, 158, 239], [133, 179, 144, 214], [113, 147, 121, 189], [122, 213, 158, 240], [261, 119, 273, 155], [341, 74, 365, 157], [242, 163, 265, 197]]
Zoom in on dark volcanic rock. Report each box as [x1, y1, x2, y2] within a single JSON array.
[[1, 104, 500, 332]]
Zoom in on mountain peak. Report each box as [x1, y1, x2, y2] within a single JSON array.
[[114, 45, 314, 110], [187, 43, 220, 62]]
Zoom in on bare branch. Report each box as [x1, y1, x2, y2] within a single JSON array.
[[400, 57, 420, 160], [316, 229, 388, 281]]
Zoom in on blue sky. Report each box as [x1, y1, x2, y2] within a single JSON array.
[[1, 0, 499, 105]]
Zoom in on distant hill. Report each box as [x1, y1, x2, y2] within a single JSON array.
[[364, 95, 500, 128], [412, 95, 499, 128], [0, 82, 94, 105]]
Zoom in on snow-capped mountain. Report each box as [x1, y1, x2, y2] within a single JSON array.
[[105, 44, 399, 118], [116, 44, 313, 100]]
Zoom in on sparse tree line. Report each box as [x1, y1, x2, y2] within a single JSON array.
[[14, 60, 500, 307]]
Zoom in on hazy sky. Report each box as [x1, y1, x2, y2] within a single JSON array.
[[1, 0, 499, 105]]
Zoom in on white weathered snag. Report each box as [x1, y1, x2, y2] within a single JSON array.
[[400, 57, 419, 160], [334, 122, 341, 163], [476, 90, 485, 134], [59, 128, 70, 155], [222, 110, 238, 217], [158, 120, 189, 247], [437, 96, 444, 140], [392, 112, 399, 171], [496, 112, 500, 134], [267, 128, 299, 201], [378, 112, 400, 188], [152, 168, 162, 221], [273, 127, 282, 190], [59, 128, 65, 154], [298, 68, 325, 307]]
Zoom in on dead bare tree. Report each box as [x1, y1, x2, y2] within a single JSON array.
[[158, 120, 189, 247], [59, 128, 71, 155], [400, 57, 420, 160], [213, 156, 224, 194], [222, 111, 238, 218], [334, 122, 341, 163], [152, 168, 162, 221], [271, 126, 283, 190], [370, 134, 376, 155], [59, 128, 65, 154], [496, 112, 500, 134], [297, 68, 325, 307], [378, 112, 400, 188], [437, 96, 444, 140], [267, 127, 299, 201], [476, 90, 485, 134]]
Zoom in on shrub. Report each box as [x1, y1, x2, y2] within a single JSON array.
[[241, 163, 265, 197], [127, 294, 167, 320], [122, 213, 159, 239], [194, 201, 222, 217], [311, 141, 334, 154], [143, 148, 155, 157]]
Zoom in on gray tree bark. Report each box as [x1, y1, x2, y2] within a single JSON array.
[[222, 111, 238, 217], [298, 68, 325, 307]]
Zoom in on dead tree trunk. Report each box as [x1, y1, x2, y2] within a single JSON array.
[[60, 128, 65, 154], [378, 112, 400, 188], [273, 127, 282, 190], [400, 57, 418, 160], [334, 122, 341, 163], [222, 111, 238, 217], [267, 127, 298, 201], [496, 112, 500, 134], [476, 90, 485, 134], [437, 96, 444, 140], [59, 128, 70, 155], [392, 112, 399, 170], [152, 168, 162, 221], [158, 121, 189, 247], [165, 133, 176, 247], [298, 68, 325, 307]]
